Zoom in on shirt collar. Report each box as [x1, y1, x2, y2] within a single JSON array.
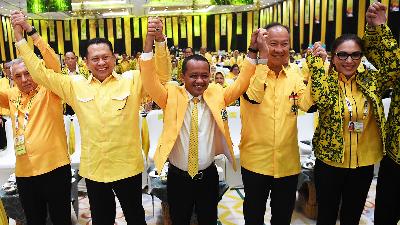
[[268, 64, 289, 78], [87, 71, 120, 84], [339, 73, 356, 84], [185, 88, 203, 103]]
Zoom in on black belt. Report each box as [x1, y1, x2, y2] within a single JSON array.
[[168, 162, 215, 180]]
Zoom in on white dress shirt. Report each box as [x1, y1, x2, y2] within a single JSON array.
[[67, 65, 80, 76], [168, 90, 217, 171]]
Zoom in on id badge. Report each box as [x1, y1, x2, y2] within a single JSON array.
[[14, 135, 26, 156], [353, 121, 364, 133]]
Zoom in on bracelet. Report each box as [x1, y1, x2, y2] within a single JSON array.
[[248, 47, 258, 53]]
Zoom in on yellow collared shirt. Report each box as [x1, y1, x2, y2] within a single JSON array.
[[324, 74, 383, 168], [17, 39, 171, 182], [240, 64, 314, 178], [0, 77, 11, 116], [0, 86, 69, 177]]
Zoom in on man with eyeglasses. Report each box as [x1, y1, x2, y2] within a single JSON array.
[[238, 22, 314, 225], [12, 11, 171, 225]]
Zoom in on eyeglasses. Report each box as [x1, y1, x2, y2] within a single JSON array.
[[335, 51, 363, 60]]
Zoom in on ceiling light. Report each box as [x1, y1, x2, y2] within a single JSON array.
[[72, 0, 126, 6], [102, 11, 129, 17]]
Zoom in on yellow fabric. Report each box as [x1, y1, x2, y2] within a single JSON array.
[[0, 77, 10, 116], [188, 98, 199, 178], [301, 60, 330, 81], [141, 117, 150, 158], [17, 39, 171, 182], [0, 201, 8, 225], [0, 35, 69, 177], [0, 86, 69, 177], [229, 57, 243, 67], [240, 64, 314, 178], [69, 122, 75, 155], [324, 74, 383, 168], [141, 58, 257, 173]]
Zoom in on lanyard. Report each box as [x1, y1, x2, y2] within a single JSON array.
[[341, 89, 369, 121], [14, 91, 38, 132]]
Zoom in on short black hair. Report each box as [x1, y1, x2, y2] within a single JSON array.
[[184, 47, 194, 53], [264, 22, 290, 33], [181, 54, 210, 75], [84, 38, 114, 57], [230, 64, 239, 72], [331, 33, 364, 55]]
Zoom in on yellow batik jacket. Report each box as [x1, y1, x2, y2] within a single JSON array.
[[307, 53, 392, 163], [363, 24, 400, 164]]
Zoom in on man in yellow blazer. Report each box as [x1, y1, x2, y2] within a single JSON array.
[[141, 21, 268, 224]]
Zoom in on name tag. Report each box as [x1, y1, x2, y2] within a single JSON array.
[[348, 121, 364, 133], [14, 135, 26, 156]]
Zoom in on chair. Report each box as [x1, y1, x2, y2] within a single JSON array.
[[297, 112, 315, 156], [225, 106, 243, 188], [382, 97, 391, 119], [145, 110, 164, 168]]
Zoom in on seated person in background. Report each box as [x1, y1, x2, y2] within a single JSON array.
[[214, 71, 226, 87], [140, 26, 267, 225], [227, 64, 240, 80]]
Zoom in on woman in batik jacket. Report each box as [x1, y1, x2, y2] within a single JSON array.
[[306, 19, 398, 225]]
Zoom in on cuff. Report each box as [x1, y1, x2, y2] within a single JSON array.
[[246, 56, 257, 65], [140, 52, 154, 61], [15, 38, 28, 48]]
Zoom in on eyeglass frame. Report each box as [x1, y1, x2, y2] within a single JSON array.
[[335, 51, 363, 60]]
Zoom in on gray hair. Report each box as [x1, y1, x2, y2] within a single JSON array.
[[9, 58, 24, 75]]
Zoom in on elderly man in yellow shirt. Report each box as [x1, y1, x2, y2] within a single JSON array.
[[1, 24, 71, 224], [12, 12, 170, 225], [239, 22, 314, 225]]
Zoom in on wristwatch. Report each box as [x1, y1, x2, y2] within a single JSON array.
[[248, 47, 258, 53], [26, 26, 37, 36]]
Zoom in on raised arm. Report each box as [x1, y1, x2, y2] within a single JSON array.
[[307, 43, 338, 109], [140, 18, 168, 109], [363, 2, 400, 90], [11, 11, 73, 103], [223, 29, 262, 105]]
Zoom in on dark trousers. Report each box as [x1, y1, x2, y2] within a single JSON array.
[[374, 156, 400, 225], [15, 164, 72, 225], [314, 159, 374, 225], [0, 117, 7, 149], [85, 173, 146, 225], [167, 163, 219, 225], [241, 167, 298, 225]]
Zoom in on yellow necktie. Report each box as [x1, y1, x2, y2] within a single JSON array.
[[188, 97, 199, 178]]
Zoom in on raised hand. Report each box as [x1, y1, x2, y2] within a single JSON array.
[[312, 42, 327, 62], [148, 17, 165, 42], [11, 11, 31, 32], [249, 29, 259, 51], [258, 29, 269, 59], [366, 2, 387, 26]]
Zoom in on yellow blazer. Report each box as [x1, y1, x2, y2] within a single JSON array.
[[141, 57, 257, 173]]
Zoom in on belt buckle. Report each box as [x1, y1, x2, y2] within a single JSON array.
[[193, 171, 203, 180]]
